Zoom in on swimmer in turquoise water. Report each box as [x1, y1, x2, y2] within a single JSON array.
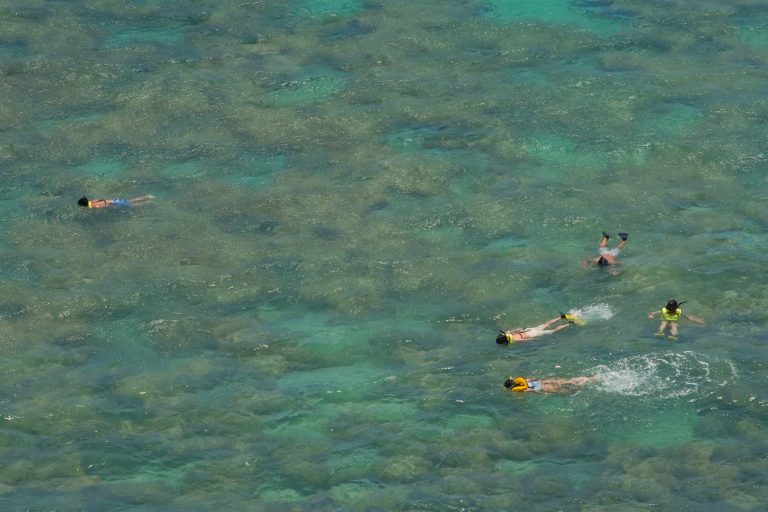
[[582, 231, 628, 275], [504, 375, 597, 393], [78, 195, 155, 209], [647, 299, 704, 340], [496, 315, 573, 345]]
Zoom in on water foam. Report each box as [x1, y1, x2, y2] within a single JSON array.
[[567, 303, 614, 323], [591, 351, 733, 399]]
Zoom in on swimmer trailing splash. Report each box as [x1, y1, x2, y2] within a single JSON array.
[[78, 195, 155, 209], [647, 299, 704, 340], [495, 304, 612, 345], [496, 314, 574, 345], [582, 231, 628, 275], [503, 375, 597, 393]]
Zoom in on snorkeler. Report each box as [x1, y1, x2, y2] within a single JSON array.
[[582, 231, 628, 274], [647, 299, 704, 340], [503, 375, 597, 393], [77, 195, 155, 209], [496, 315, 572, 345]]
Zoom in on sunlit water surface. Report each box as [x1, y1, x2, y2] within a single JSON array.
[[2, 0, 768, 509]]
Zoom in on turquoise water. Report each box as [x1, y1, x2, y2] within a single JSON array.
[[2, 0, 768, 509]]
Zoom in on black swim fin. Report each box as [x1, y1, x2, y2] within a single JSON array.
[[618, 232, 628, 241], [601, 231, 610, 239]]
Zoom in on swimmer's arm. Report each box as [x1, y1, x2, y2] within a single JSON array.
[[684, 313, 705, 324], [647, 311, 660, 319]]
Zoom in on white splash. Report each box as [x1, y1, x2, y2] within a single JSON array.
[[590, 351, 734, 399], [567, 303, 615, 324]]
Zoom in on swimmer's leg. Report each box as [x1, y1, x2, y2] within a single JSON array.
[[655, 321, 668, 336], [616, 233, 628, 250], [555, 376, 596, 389], [668, 322, 679, 340], [599, 231, 610, 248], [129, 195, 156, 205]]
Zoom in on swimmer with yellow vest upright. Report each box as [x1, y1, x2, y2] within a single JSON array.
[[647, 299, 704, 340], [504, 375, 597, 393], [78, 195, 155, 209], [496, 314, 574, 345]]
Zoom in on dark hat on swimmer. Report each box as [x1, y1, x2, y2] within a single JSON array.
[[77, 196, 89, 207], [496, 330, 510, 345]]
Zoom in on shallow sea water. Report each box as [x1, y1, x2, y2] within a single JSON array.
[[2, 0, 768, 510]]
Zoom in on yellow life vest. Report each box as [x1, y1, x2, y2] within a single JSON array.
[[511, 377, 528, 392], [661, 308, 681, 322]]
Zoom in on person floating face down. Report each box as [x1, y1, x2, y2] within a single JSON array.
[[647, 299, 705, 340], [78, 195, 155, 209], [583, 231, 628, 275], [495, 314, 573, 345], [503, 375, 597, 393]]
